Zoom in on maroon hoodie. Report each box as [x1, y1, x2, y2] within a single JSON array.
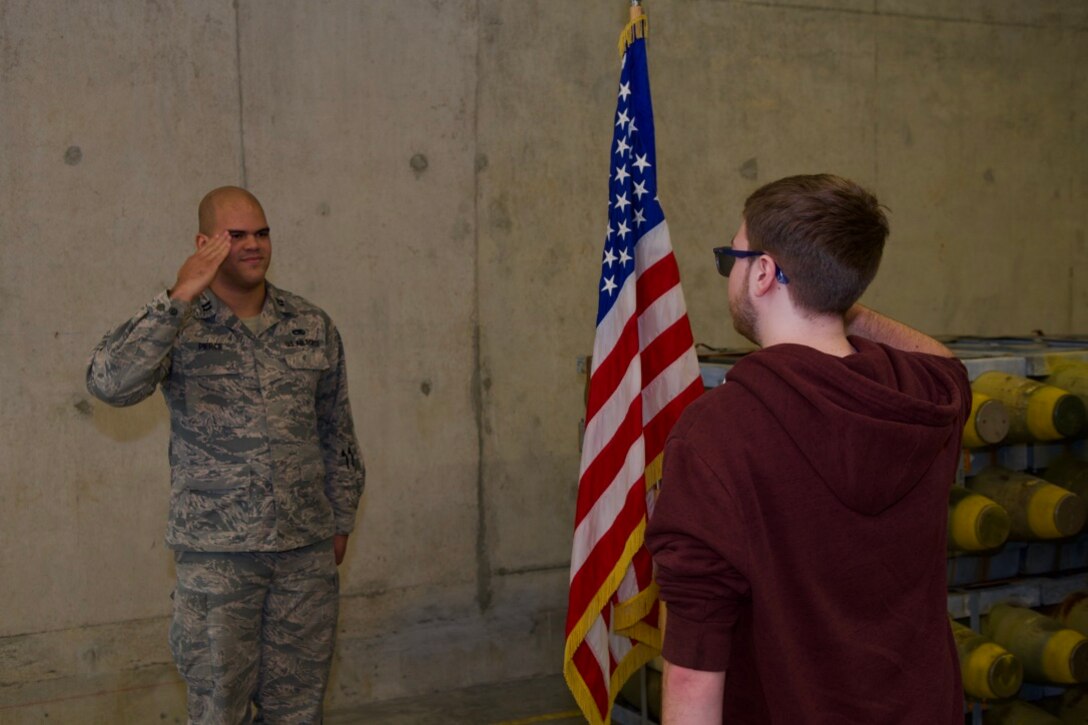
[[646, 336, 970, 724]]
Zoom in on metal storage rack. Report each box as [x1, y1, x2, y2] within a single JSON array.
[[616, 337, 1088, 724], [946, 338, 1088, 722]]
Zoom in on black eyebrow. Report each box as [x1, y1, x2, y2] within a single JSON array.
[[227, 227, 271, 235]]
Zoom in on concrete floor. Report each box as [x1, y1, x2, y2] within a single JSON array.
[[325, 674, 584, 725], [1, 670, 646, 724]]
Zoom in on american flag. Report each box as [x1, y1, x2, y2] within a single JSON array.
[[563, 12, 702, 724]]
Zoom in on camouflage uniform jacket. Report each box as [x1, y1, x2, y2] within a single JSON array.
[[86, 284, 365, 552]]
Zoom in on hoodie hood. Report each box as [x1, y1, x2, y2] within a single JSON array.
[[726, 337, 968, 516]]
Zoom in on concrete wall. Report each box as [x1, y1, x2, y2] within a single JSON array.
[[1, 0, 1085, 720]]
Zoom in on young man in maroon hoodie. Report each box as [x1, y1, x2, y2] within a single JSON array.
[[646, 174, 970, 724]]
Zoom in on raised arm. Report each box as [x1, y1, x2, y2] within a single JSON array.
[[844, 303, 953, 358], [86, 233, 230, 406], [86, 293, 184, 406]]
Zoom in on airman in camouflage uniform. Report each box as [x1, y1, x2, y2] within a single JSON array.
[[87, 187, 364, 724]]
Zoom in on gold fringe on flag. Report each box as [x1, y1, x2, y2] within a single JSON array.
[[643, 450, 663, 492], [562, 513, 663, 725], [562, 454, 668, 723], [617, 10, 648, 57]]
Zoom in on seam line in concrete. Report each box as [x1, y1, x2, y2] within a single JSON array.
[[494, 564, 570, 577], [492, 711, 583, 725], [0, 679, 180, 712], [1068, 263, 1075, 331], [471, 0, 491, 615], [872, 32, 879, 185], [234, 0, 247, 186], [0, 614, 171, 641], [737, 0, 1088, 31]]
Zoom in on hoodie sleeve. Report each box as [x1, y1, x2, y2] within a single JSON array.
[[646, 434, 751, 672], [914, 352, 972, 429], [943, 356, 972, 426]]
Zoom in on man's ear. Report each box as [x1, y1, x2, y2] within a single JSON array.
[[750, 255, 778, 297], [195, 234, 208, 250]]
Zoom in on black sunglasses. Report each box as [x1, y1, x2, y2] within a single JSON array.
[[712, 246, 789, 284]]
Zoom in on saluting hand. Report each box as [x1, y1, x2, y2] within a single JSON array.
[[170, 231, 231, 302]]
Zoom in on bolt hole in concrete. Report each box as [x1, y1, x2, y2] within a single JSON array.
[[64, 145, 83, 165], [410, 153, 429, 176], [739, 156, 758, 180]]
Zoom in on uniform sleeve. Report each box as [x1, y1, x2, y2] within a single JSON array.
[[646, 435, 751, 672], [86, 290, 188, 407], [316, 320, 365, 535]]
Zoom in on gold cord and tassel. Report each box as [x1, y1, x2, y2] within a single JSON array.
[[617, 2, 648, 56]]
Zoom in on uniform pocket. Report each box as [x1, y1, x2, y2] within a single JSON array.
[[273, 457, 334, 540], [169, 584, 213, 690], [171, 465, 259, 547], [176, 340, 255, 417], [284, 349, 329, 372], [269, 349, 330, 403]]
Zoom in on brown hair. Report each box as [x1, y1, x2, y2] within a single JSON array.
[[743, 174, 888, 314]]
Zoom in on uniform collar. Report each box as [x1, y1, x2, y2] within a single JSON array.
[[262, 283, 299, 326], [262, 280, 298, 317], [192, 282, 298, 327]]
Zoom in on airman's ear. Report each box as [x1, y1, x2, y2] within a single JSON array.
[[195, 234, 208, 250]]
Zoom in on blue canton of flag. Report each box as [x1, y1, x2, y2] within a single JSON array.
[[597, 39, 665, 325]]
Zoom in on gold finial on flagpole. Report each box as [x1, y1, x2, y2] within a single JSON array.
[[619, 0, 648, 54]]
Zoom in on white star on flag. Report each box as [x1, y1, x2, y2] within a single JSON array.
[[618, 246, 632, 265], [613, 192, 630, 212], [633, 208, 646, 227], [616, 220, 630, 239], [633, 180, 648, 199], [616, 109, 630, 128], [614, 165, 630, 183], [618, 81, 631, 101], [633, 153, 651, 172], [603, 247, 617, 267], [602, 275, 617, 295]]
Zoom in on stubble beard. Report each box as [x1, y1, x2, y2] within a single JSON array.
[[730, 279, 760, 346]]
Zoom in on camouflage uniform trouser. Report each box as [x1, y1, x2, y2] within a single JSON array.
[[169, 539, 339, 725]]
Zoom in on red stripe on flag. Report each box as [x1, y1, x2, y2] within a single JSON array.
[[639, 315, 696, 391], [585, 314, 639, 424], [632, 545, 653, 590], [644, 378, 703, 464], [572, 641, 609, 720], [584, 252, 681, 425], [575, 398, 643, 525], [567, 477, 650, 627], [635, 253, 681, 316]]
